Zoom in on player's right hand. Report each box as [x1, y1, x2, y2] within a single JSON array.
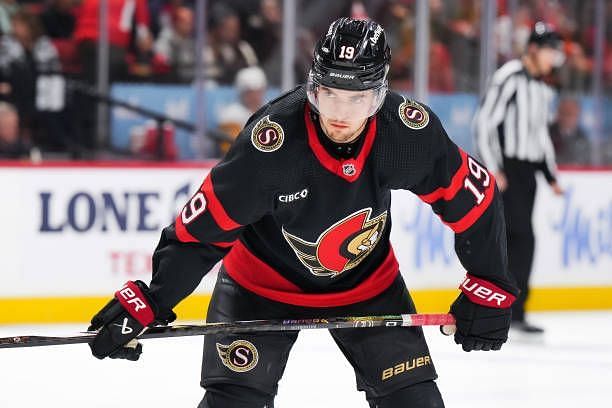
[[87, 280, 173, 361], [449, 274, 517, 352]]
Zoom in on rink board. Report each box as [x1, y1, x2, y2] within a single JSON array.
[[0, 162, 610, 322]]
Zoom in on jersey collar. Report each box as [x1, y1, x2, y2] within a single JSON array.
[[304, 104, 377, 183]]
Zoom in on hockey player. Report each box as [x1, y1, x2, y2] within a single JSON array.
[[88, 18, 518, 408]]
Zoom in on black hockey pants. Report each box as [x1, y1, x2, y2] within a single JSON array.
[[197, 268, 443, 407]]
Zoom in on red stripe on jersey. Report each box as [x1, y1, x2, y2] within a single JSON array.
[[211, 240, 236, 248], [201, 175, 242, 231], [223, 241, 399, 307], [443, 173, 496, 233], [418, 149, 469, 203], [174, 214, 200, 243], [304, 104, 377, 183]]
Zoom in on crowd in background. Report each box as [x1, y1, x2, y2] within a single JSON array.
[[0, 0, 610, 163]]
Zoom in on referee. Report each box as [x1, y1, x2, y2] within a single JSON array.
[[474, 22, 565, 334]]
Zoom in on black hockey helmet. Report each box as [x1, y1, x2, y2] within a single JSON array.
[[307, 18, 391, 118]]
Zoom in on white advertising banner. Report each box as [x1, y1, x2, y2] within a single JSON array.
[[0, 166, 610, 297], [391, 171, 612, 288], [0, 165, 212, 296]]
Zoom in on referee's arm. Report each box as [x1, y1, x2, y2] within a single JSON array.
[[475, 72, 518, 174]]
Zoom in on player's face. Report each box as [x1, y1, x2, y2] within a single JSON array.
[[317, 86, 374, 143]]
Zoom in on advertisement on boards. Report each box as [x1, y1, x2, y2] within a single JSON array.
[[0, 166, 610, 298]]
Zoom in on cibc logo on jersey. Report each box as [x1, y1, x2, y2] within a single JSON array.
[[251, 115, 284, 152], [282, 208, 387, 277], [278, 188, 309, 203], [216, 340, 259, 373]]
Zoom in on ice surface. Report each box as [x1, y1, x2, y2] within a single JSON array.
[[1, 311, 610, 407]]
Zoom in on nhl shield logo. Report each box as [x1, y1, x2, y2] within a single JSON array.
[[251, 115, 284, 152], [342, 162, 356, 177], [282, 208, 388, 277], [398, 99, 429, 130], [216, 340, 259, 373]]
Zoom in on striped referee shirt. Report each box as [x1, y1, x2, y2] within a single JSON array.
[[474, 59, 558, 181]]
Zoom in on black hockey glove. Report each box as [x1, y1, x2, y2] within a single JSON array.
[[88, 280, 175, 361], [449, 274, 517, 352]]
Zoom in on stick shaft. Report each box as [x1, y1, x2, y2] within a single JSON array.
[[0, 313, 455, 349]]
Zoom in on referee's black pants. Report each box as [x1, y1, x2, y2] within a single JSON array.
[[502, 158, 537, 322]]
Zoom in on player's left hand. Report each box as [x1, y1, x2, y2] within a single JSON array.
[[87, 280, 175, 361], [449, 275, 517, 352]]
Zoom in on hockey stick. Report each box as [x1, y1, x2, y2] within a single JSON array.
[[0, 313, 455, 349]]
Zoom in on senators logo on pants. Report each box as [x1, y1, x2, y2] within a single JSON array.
[[216, 340, 259, 373], [282, 208, 387, 277]]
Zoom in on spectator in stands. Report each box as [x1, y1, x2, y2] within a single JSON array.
[[8, 10, 38, 132], [244, 0, 282, 74], [245, 0, 315, 88], [379, 0, 415, 90], [0, 101, 31, 159], [73, 0, 151, 150], [447, 0, 481, 92], [74, 0, 151, 84], [204, 3, 258, 85], [429, 42, 454, 92], [149, 0, 192, 38], [549, 96, 591, 165], [511, 5, 534, 56], [40, 0, 76, 39], [558, 41, 592, 92], [154, 6, 195, 83], [126, 29, 168, 80], [1, 12, 59, 137], [0, 32, 20, 104], [0, 0, 18, 35], [217, 66, 267, 154], [7, 10, 78, 156]]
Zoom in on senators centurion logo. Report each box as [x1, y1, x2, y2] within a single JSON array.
[[282, 208, 387, 277], [398, 98, 429, 130], [216, 340, 259, 373], [251, 115, 284, 152]]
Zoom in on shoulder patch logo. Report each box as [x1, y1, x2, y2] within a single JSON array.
[[398, 99, 429, 130], [216, 340, 259, 373], [251, 115, 284, 152]]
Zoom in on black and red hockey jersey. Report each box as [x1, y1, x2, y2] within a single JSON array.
[[148, 86, 516, 312]]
